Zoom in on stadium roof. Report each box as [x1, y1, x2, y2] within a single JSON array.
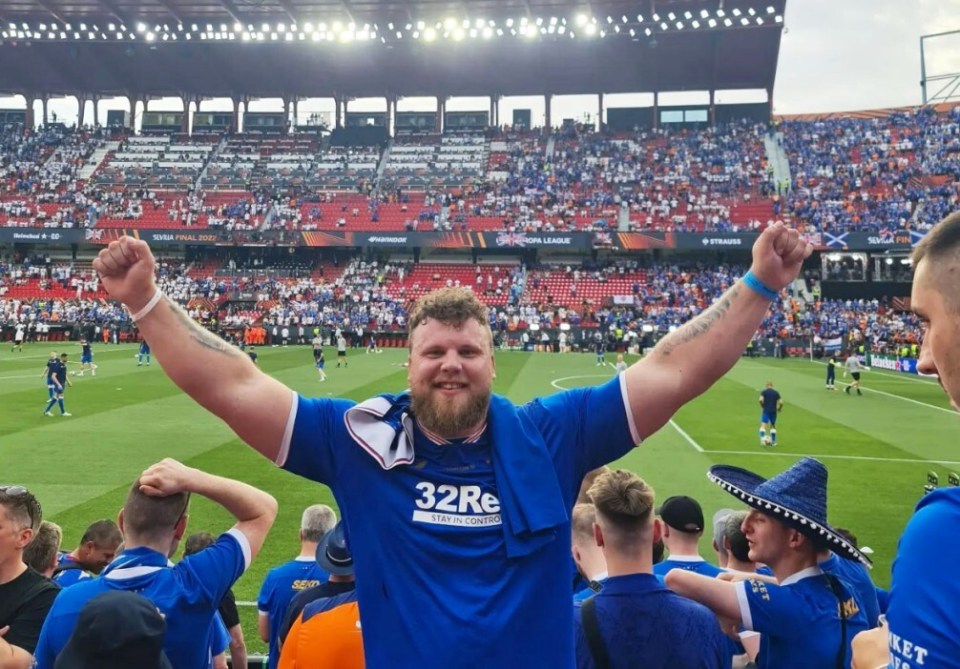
[[0, 0, 786, 100]]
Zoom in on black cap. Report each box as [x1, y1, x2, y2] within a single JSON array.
[[55, 590, 173, 669], [657, 495, 705, 533], [315, 521, 354, 576]]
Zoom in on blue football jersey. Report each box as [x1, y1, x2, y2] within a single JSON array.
[[280, 376, 636, 668]]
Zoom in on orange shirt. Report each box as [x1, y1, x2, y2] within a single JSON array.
[[278, 601, 364, 669]]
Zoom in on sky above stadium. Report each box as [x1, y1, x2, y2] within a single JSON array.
[[2, 0, 959, 124]]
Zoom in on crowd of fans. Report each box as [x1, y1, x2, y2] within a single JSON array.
[[1, 104, 957, 235], [1, 253, 922, 357]]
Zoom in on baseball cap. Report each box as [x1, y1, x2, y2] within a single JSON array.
[[315, 521, 354, 576], [55, 590, 172, 669], [657, 495, 705, 533]]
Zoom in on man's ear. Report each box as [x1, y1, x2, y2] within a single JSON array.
[[593, 522, 604, 549], [653, 519, 663, 544]]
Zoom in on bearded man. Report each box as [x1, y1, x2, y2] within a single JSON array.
[[92, 223, 811, 669]]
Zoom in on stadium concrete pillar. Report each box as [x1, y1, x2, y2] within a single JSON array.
[[387, 96, 396, 137], [544, 94, 552, 131], [292, 98, 300, 131], [766, 86, 774, 121], [180, 95, 190, 134], [435, 96, 443, 133], [489, 96, 496, 129], [77, 95, 86, 128], [41, 96, 50, 127], [232, 97, 243, 134], [709, 90, 716, 127], [653, 91, 659, 130], [597, 93, 604, 132], [24, 95, 35, 130], [334, 96, 343, 129]]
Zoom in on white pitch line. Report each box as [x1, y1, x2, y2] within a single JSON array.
[[807, 361, 955, 415], [669, 419, 705, 453], [705, 449, 960, 466], [809, 359, 937, 386]]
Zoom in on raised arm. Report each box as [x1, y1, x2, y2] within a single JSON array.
[[139, 458, 278, 559], [94, 237, 293, 460], [624, 222, 811, 440]]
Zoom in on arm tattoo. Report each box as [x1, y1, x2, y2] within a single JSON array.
[[658, 285, 740, 357], [171, 301, 245, 358]]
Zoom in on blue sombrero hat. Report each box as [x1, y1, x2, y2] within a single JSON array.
[[707, 457, 871, 568]]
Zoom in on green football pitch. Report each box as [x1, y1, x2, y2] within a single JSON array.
[[3, 342, 957, 654]]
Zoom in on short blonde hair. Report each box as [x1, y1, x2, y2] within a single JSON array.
[[571, 503, 597, 543], [589, 469, 655, 540]]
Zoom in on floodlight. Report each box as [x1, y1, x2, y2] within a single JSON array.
[[684, 11, 692, 19], [732, 8, 742, 16], [412, 30, 420, 38], [676, 21, 683, 29], [88, 31, 95, 39], [416, 20, 425, 29], [47, 31, 54, 38], [716, 9, 726, 17], [613, 24, 620, 32], [660, 21, 668, 30], [599, 29, 606, 37], [557, 25, 565, 34], [605, 15, 613, 23], [724, 18, 733, 26], [496, 28, 504, 35], [145, 32, 155, 41], [692, 20, 700, 28], [584, 23, 596, 35], [278, 23, 286, 32], [482, 26, 493, 38], [318, 22, 327, 31], [469, 27, 477, 37], [701, 9, 710, 19], [576, 14, 588, 26], [243, 32, 252, 40], [116, 31, 123, 39], [708, 18, 717, 27], [452, 27, 464, 40], [444, 17, 456, 29], [652, 12, 660, 21], [136, 22, 145, 32], [740, 17, 750, 25], [536, 17, 544, 26], [749, 8, 757, 16], [628, 27, 635, 36], [775, 15, 783, 23], [637, 14, 644, 22], [396, 30, 402, 38], [756, 17, 764, 24], [285, 32, 294, 40], [667, 12, 676, 20], [271, 32, 278, 40], [506, 18, 514, 27], [547, 24, 555, 33], [423, 27, 436, 41], [520, 16, 529, 25], [550, 17, 558, 25]]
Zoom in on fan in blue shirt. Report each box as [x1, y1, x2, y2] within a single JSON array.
[[93, 227, 810, 667], [652, 495, 724, 579], [668, 459, 871, 669], [52, 519, 122, 588], [758, 382, 783, 446], [574, 470, 728, 669], [257, 504, 335, 669], [34, 458, 277, 669]]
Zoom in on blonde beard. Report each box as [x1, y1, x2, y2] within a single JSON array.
[[411, 387, 490, 438]]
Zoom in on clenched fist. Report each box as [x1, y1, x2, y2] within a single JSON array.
[[93, 236, 159, 312], [750, 221, 814, 292]]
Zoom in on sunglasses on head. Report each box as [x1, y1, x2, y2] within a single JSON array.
[[0, 486, 41, 530]]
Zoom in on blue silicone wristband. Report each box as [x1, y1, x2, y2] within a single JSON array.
[[743, 271, 779, 301]]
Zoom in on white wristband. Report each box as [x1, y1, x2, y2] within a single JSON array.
[[130, 289, 163, 322]]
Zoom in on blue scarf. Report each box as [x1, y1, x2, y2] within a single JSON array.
[[344, 392, 568, 558]]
